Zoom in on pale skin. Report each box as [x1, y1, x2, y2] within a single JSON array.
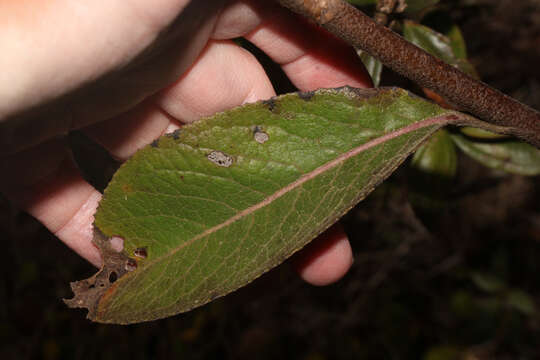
[[0, 0, 371, 286]]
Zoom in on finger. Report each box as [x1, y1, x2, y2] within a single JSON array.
[[156, 39, 276, 123], [214, 0, 372, 90], [87, 15, 361, 283], [85, 3, 365, 281], [248, 12, 371, 90], [84, 100, 179, 162], [1, 0, 225, 155], [86, 39, 276, 160], [85, 1, 370, 159], [292, 223, 353, 286], [0, 140, 102, 267], [226, 2, 363, 284]]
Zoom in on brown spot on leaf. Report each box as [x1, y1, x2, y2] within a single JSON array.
[[121, 184, 133, 195], [64, 228, 133, 320], [297, 90, 315, 101], [150, 139, 159, 148], [262, 98, 276, 112], [166, 129, 181, 140], [108, 272, 117, 283], [134, 247, 148, 259], [125, 258, 137, 272]]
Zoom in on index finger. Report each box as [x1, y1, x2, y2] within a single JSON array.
[[214, 0, 372, 90]]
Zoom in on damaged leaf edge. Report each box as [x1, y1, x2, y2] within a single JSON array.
[[63, 228, 135, 320], [63, 87, 509, 323], [71, 121, 458, 323], [63, 86, 399, 322]]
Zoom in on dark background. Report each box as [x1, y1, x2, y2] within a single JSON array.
[[2, 0, 539, 358]]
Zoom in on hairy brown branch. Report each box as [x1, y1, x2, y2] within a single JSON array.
[[275, 0, 540, 147]]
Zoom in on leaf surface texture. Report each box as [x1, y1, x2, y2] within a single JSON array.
[[71, 87, 455, 323]]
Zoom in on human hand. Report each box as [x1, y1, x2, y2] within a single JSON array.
[[0, 0, 371, 286]]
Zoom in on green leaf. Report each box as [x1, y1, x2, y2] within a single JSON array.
[[445, 23, 468, 60], [450, 290, 475, 318], [423, 345, 461, 360], [460, 127, 508, 140], [403, 21, 478, 78], [358, 50, 383, 87], [409, 129, 457, 207], [346, 0, 376, 6], [451, 134, 540, 176], [507, 290, 536, 316], [470, 272, 506, 293], [411, 129, 457, 178], [65, 87, 458, 324], [404, 0, 440, 17]]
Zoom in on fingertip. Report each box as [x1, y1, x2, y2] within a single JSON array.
[[244, 4, 372, 91], [54, 190, 103, 268], [156, 40, 276, 123], [293, 223, 353, 286], [0, 141, 103, 268]]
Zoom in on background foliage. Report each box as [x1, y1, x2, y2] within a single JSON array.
[[1, 0, 539, 358]]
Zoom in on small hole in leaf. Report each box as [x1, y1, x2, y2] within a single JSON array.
[[134, 247, 148, 259], [109, 272, 117, 283], [109, 236, 124, 252], [125, 258, 137, 272]]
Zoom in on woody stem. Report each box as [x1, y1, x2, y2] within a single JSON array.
[[275, 0, 540, 147]]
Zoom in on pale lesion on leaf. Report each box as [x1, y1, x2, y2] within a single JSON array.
[[252, 125, 270, 144], [207, 150, 234, 167]]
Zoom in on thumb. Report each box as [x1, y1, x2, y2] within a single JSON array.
[[0, 0, 225, 154]]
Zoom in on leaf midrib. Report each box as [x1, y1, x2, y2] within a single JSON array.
[[111, 114, 453, 286]]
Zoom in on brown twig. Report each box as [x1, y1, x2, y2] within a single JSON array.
[[275, 0, 540, 148]]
